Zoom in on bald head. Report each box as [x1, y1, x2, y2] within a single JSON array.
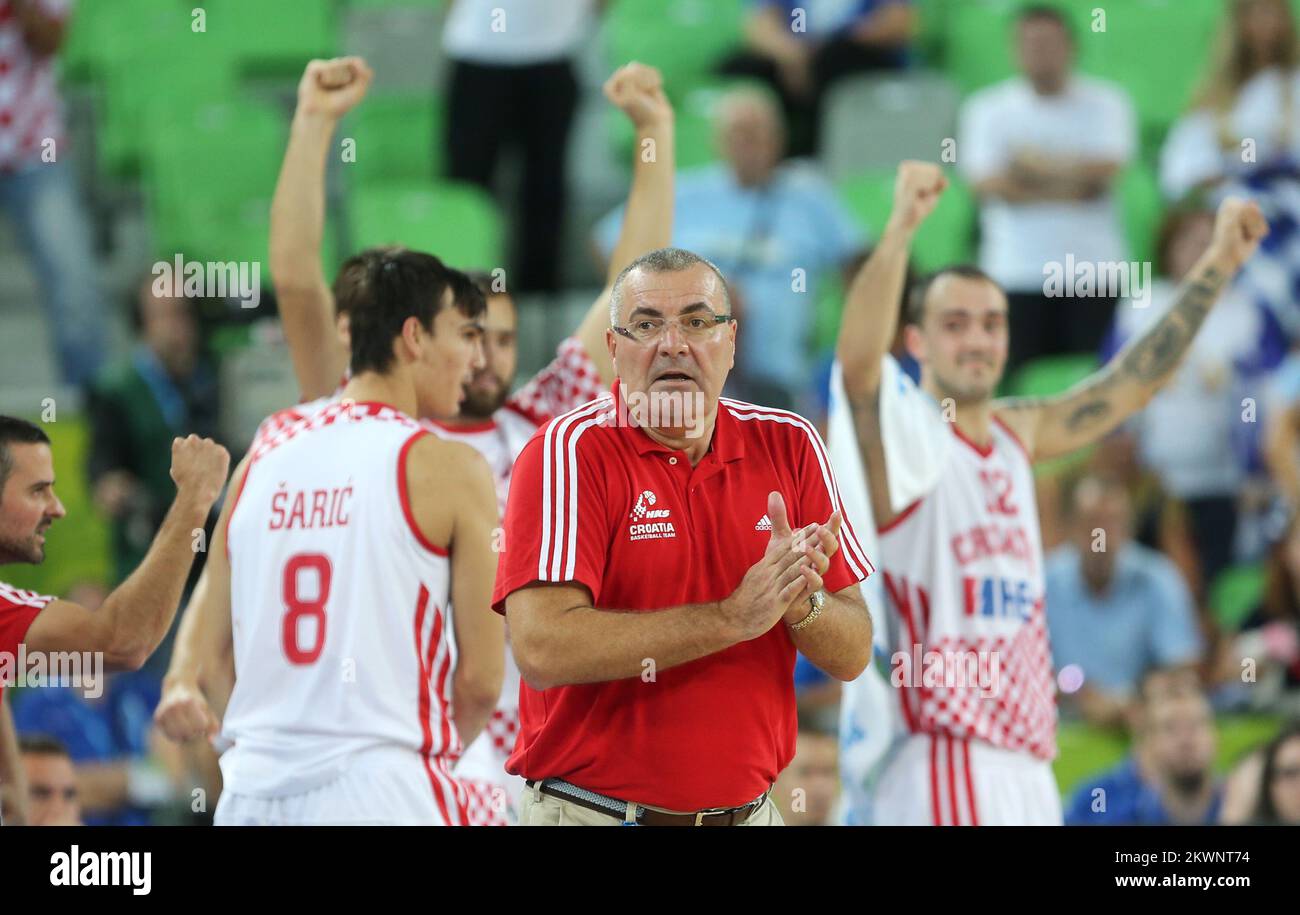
[[715, 87, 784, 187]]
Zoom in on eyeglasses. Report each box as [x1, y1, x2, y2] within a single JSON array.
[[612, 313, 733, 344]]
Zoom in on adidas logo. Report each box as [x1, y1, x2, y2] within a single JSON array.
[[754, 514, 772, 532]]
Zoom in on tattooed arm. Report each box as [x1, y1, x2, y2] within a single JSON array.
[[994, 198, 1269, 462]]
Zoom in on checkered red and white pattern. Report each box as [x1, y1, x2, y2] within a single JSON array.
[[906, 616, 1057, 761], [0, 0, 69, 173], [878, 417, 1058, 762], [506, 336, 604, 427]]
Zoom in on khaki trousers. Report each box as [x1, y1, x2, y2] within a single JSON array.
[[518, 784, 785, 826]]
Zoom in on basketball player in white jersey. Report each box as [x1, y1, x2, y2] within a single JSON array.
[[156, 57, 676, 825], [198, 252, 503, 826], [832, 161, 1268, 825]]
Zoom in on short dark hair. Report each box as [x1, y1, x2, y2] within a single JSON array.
[[906, 264, 1003, 325], [1256, 720, 1300, 824], [608, 247, 732, 324], [463, 269, 514, 302], [0, 416, 51, 493], [1017, 3, 1074, 39], [334, 247, 486, 375], [18, 733, 70, 758]]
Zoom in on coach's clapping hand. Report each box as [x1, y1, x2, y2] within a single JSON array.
[[887, 160, 948, 239], [720, 492, 830, 642], [603, 61, 673, 129], [170, 435, 230, 509], [155, 680, 220, 743], [296, 56, 374, 121]]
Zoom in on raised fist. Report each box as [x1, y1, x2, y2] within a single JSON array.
[[888, 160, 948, 237], [170, 436, 230, 508], [1209, 196, 1269, 274], [296, 56, 374, 121], [603, 61, 673, 130]]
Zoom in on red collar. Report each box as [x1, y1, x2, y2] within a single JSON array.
[[608, 378, 744, 463], [426, 416, 498, 434], [951, 422, 994, 458]]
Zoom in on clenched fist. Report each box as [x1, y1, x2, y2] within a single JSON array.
[[296, 56, 374, 121], [603, 61, 673, 130], [170, 435, 229, 508], [887, 160, 948, 238], [1208, 197, 1269, 274], [155, 679, 220, 744]]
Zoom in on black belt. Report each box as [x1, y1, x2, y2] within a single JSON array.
[[527, 778, 768, 826]]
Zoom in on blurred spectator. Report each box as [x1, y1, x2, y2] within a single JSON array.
[[719, 0, 914, 157], [1234, 516, 1300, 711], [18, 733, 80, 826], [442, 0, 593, 293], [958, 4, 1136, 376], [1103, 207, 1280, 591], [1047, 473, 1203, 728], [594, 87, 865, 410], [1265, 345, 1300, 511], [0, 0, 108, 387], [1160, 0, 1298, 201], [10, 582, 188, 825], [1065, 674, 1221, 825], [1160, 0, 1300, 339], [87, 278, 221, 589], [772, 714, 840, 826], [1253, 719, 1300, 823]]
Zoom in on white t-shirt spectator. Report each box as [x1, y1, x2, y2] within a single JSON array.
[[959, 75, 1136, 292], [1108, 279, 1263, 498], [442, 0, 593, 65], [1160, 67, 1300, 201]]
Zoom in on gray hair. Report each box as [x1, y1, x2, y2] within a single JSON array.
[[608, 247, 732, 326]]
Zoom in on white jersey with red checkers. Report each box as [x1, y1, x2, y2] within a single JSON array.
[[219, 399, 467, 825], [435, 336, 603, 826], [873, 415, 1060, 825]]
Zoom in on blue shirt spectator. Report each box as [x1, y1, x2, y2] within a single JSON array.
[[596, 158, 863, 399], [754, 0, 911, 48], [12, 671, 163, 826], [1065, 756, 1223, 825], [1047, 541, 1202, 699]]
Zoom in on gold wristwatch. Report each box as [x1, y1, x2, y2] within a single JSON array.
[[789, 589, 826, 632]]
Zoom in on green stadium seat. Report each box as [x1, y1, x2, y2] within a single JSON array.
[[838, 168, 977, 273], [1006, 352, 1099, 398], [144, 99, 287, 218], [202, 0, 339, 76], [1073, 0, 1222, 153], [100, 50, 240, 178], [1118, 162, 1162, 269], [0, 417, 111, 597], [348, 180, 504, 272], [345, 94, 444, 187], [1209, 563, 1267, 631], [605, 0, 746, 97]]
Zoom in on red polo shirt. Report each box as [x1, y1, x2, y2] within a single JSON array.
[[491, 381, 873, 811]]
